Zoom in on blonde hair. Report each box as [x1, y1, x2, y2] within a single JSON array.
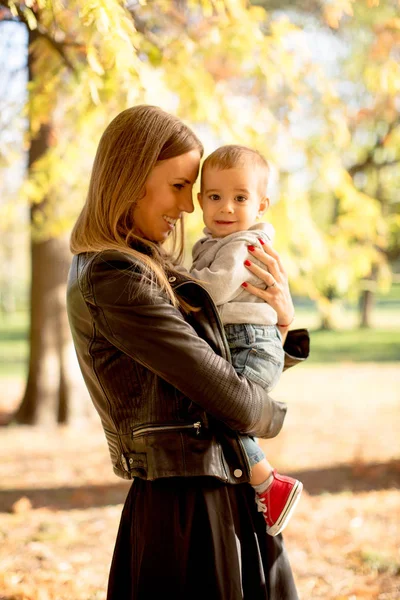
[[201, 145, 270, 197], [70, 105, 203, 306]]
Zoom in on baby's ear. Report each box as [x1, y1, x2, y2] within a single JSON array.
[[197, 192, 203, 209], [258, 196, 269, 216]]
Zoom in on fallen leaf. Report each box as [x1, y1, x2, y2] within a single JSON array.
[[10, 497, 32, 515]]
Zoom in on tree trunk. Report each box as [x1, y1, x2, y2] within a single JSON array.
[[15, 237, 70, 424], [320, 314, 334, 330], [359, 268, 377, 330], [359, 289, 374, 329], [14, 26, 89, 425], [319, 289, 335, 330]]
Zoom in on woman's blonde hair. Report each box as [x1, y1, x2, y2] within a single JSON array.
[[70, 105, 203, 306]]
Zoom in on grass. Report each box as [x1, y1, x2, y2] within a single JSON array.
[[0, 289, 399, 380], [307, 327, 400, 363], [0, 312, 28, 378]]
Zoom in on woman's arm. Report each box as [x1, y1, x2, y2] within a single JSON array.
[[242, 241, 295, 344], [86, 252, 288, 439]]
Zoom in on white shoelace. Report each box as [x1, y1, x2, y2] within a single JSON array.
[[255, 495, 267, 514]]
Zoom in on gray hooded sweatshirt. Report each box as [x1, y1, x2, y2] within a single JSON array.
[[190, 222, 277, 326]]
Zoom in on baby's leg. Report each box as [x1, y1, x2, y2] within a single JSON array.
[[224, 324, 284, 394], [240, 435, 302, 537], [250, 456, 274, 485], [240, 436, 274, 485]]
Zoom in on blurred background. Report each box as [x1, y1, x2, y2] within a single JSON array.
[[0, 0, 399, 599]]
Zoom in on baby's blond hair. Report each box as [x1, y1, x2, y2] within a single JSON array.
[[201, 145, 270, 196]]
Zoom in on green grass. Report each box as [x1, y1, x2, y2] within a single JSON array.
[[1, 301, 400, 381], [0, 312, 28, 378], [307, 327, 400, 363]]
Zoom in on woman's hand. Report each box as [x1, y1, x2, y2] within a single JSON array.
[[241, 240, 294, 342]]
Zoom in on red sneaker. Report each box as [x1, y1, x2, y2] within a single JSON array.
[[255, 469, 303, 536]]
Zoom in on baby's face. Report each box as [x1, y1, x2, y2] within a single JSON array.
[[198, 166, 268, 238]]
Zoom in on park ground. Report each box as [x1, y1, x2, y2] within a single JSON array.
[[0, 299, 399, 599]]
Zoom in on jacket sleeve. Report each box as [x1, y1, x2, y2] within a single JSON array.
[[86, 253, 287, 439], [283, 328, 310, 371], [190, 236, 267, 306]]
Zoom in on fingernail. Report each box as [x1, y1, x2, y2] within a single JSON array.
[[247, 245, 255, 252], [241, 282, 248, 287], [258, 239, 265, 245], [244, 259, 251, 266]]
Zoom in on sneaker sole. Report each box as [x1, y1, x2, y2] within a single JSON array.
[[267, 480, 303, 537]]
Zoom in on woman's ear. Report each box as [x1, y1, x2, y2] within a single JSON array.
[[258, 196, 269, 216], [197, 192, 203, 209]]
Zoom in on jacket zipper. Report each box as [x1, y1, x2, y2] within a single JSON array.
[[218, 442, 229, 483], [175, 280, 249, 480], [131, 421, 202, 438]]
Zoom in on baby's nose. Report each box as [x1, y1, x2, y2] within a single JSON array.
[[221, 202, 234, 213]]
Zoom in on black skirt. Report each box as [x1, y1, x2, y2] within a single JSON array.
[[107, 477, 299, 600]]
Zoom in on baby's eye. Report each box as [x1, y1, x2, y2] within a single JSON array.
[[209, 194, 220, 201], [173, 183, 184, 190], [236, 195, 247, 202]]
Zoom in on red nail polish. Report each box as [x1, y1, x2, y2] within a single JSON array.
[[247, 245, 255, 252], [241, 282, 248, 287], [258, 238, 265, 245], [244, 259, 251, 266]]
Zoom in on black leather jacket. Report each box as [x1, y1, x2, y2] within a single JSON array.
[[67, 250, 309, 484]]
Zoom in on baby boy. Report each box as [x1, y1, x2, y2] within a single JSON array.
[[191, 145, 302, 536]]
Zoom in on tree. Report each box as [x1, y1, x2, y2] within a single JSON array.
[[0, 0, 158, 424], [0, 21, 28, 315], [2, 0, 397, 422], [1, 0, 338, 423], [255, 0, 400, 329], [344, 6, 400, 327]]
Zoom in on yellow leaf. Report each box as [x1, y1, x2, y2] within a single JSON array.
[[89, 79, 101, 105], [87, 46, 105, 75]]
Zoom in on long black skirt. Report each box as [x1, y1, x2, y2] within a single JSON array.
[[107, 476, 299, 600]]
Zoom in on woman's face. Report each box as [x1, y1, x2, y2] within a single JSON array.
[[133, 149, 201, 243]]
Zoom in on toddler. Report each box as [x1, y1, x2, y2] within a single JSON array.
[[191, 145, 303, 536]]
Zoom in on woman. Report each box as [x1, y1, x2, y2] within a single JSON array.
[[67, 105, 309, 599]]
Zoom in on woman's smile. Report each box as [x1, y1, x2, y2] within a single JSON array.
[[163, 215, 179, 229], [133, 150, 200, 242]]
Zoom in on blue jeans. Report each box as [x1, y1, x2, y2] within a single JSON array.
[[241, 435, 266, 467], [224, 323, 285, 468]]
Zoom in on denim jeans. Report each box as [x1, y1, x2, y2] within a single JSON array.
[[224, 323, 285, 468], [240, 435, 266, 467]]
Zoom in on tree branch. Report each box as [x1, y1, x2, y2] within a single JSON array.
[[126, 2, 163, 50], [0, 0, 77, 71], [35, 28, 76, 71], [387, 247, 400, 262], [349, 157, 400, 176], [348, 118, 400, 177], [253, 0, 323, 14]]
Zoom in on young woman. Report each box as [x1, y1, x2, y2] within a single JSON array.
[[67, 105, 309, 600]]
